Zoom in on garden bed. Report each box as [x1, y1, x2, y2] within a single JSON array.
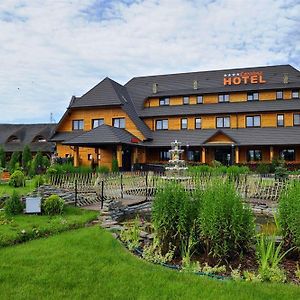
[[110, 179, 300, 285], [0, 206, 98, 247]]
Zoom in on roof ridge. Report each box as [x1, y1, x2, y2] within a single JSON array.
[[125, 64, 295, 83]]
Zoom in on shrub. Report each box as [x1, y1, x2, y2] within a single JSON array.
[[256, 163, 270, 174], [256, 234, 290, 283], [111, 157, 119, 173], [0, 146, 5, 168], [197, 180, 255, 259], [22, 145, 32, 174], [96, 165, 110, 174], [34, 175, 45, 188], [9, 151, 20, 173], [152, 182, 199, 252], [42, 194, 64, 215], [4, 190, 23, 215], [119, 217, 140, 250], [9, 170, 25, 187], [278, 181, 300, 248]]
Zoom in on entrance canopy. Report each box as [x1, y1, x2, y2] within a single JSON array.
[[62, 124, 141, 147]]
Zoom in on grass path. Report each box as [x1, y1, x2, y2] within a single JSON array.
[[0, 227, 299, 300]]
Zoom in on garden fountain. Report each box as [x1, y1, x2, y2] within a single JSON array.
[[163, 140, 190, 181]]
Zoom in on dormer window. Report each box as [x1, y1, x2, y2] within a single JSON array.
[[159, 97, 169, 106], [7, 135, 20, 143], [33, 136, 47, 143]]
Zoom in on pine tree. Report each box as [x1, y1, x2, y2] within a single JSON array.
[[22, 145, 32, 173], [9, 151, 20, 173], [0, 147, 5, 168]]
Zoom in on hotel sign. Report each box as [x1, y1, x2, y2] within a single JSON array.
[[223, 71, 266, 86]]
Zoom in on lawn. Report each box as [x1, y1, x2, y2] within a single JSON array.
[[0, 179, 36, 197], [0, 206, 98, 247], [0, 227, 299, 300]]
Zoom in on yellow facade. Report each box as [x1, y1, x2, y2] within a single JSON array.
[[55, 87, 300, 167]]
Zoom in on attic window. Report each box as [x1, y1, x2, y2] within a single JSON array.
[[33, 136, 47, 143], [7, 135, 20, 143]]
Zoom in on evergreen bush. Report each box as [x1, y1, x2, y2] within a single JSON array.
[[9, 151, 20, 173], [4, 190, 23, 215], [42, 194, 65, 215], [9, 170, 26, 187], [22, 145, 32, 174], [111, 157, 119, 173], [0, 146, 5, 168]]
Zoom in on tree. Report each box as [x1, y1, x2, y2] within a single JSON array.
[[9, 151, 20, 173], [111, 157, 119, 173], [32, 151, 44, 174], [0, 147, 5, 168], [22, 145, 32, 173]]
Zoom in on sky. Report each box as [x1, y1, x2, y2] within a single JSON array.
[[0, 0, 299, 124]]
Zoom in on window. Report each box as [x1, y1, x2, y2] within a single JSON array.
[[246, 115, 261, 127], [197, 95, 203, 104], [72, 120, 84, 130], [293, 114, 300, 126], [183, 96, 189, 105], [247, 92, 259, 101], [181, 118, 188, 129], [292, 90, 299, 99], [277, 114, 284, 127], [92, 118, 104, 129], [156, 119, 168, 130], [159, 97, 169, 106], [280, 149, 295, 161], [216, 116, 230, 128], [187, 150, 200, 162], [159, 150, 170, 161], [276, 90, 283, 100], [218, 94, 229, 103], [247, 150, 262, 162], [88, 154, 93, 161], [7, 135, 20, 143], [113, 118, 125, 128], [195, 117, 201, 129]]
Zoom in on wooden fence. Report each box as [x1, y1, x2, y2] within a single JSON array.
[[48, 172, 299, 205]]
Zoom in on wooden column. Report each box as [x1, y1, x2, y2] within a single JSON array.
[[201, 147, 206, 164], [270, 146, 274, 162], [133, 147, 138, 164], [74, 146, 79, 167], [235, 146, 239, 164], [117, 145, 123, 168]]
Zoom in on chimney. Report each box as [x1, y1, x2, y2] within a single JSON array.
[[283, 73, 289, 84], [193, 80, 198, 90], [152, 83, 158, 94]]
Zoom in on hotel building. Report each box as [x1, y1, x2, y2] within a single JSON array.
[[51, 64, 300, 170]]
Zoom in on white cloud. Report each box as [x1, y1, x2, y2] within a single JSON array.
[[0, 0, 299, 123]]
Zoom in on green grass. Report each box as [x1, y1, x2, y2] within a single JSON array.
[[0, 179, 35, 197], [0, 206, 98, 247], [0, 227, 299, 300]]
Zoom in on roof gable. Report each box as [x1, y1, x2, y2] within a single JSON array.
[[203, 130, 237, 144]]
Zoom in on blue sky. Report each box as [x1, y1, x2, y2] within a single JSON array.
[[0, 0, 299, 123]]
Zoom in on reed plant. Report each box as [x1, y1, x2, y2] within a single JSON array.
[[278, 181, 300, 249], [197, 179, 255, 259]]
